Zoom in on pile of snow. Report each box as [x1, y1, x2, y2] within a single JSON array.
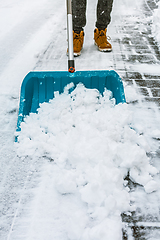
[[152, 1, 160, 48], [15, 83, 158, 240]]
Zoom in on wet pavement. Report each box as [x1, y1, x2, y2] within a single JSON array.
[[112, 0, 160, 239], [114, 0, 160, 109]]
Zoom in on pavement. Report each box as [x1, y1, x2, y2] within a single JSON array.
[[114, 0, 160, 109], [111, 0, 160, 239], [114, 0, 160, 240]]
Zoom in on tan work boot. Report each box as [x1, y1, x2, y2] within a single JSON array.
[[73, 30, 84, 56], [94, 28, 112, 52]]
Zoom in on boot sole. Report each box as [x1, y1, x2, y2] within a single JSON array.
[[95, 42, 112, 52], [74, 51, 81, 57], [66, 50, 81, 57]]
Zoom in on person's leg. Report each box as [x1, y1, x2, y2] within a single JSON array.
[[94, 0, 113, 52], [72, 0, 87, 32], [96, 0, 113, 29]]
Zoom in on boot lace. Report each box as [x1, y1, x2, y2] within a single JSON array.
[[97, 30, 111, 44], [73, 32, 83, 47]]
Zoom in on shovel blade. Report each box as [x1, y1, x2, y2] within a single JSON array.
[[16, 70, 126, 133]]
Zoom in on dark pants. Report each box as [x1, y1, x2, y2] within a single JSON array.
[[72, 0, 113, 31]]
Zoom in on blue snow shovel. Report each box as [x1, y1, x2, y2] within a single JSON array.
[[15, 0, 126, 138]]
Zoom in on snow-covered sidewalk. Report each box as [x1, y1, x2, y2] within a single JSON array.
[[0, 0, 160, 239]]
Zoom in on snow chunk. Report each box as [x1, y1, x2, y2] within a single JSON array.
[[144, 180, 158, 194]]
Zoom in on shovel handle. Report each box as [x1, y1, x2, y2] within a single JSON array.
[[67, 0, 75, 72], [67, 0, 72, 14]]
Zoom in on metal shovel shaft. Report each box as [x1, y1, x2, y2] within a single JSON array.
[[67, 0, 75, 72]]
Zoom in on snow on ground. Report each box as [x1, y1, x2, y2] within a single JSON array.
[[152, 0, 160, 48], [0, 0, 66, 93], [15, 83, 159, 239], [0, 0, 160, 239]]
